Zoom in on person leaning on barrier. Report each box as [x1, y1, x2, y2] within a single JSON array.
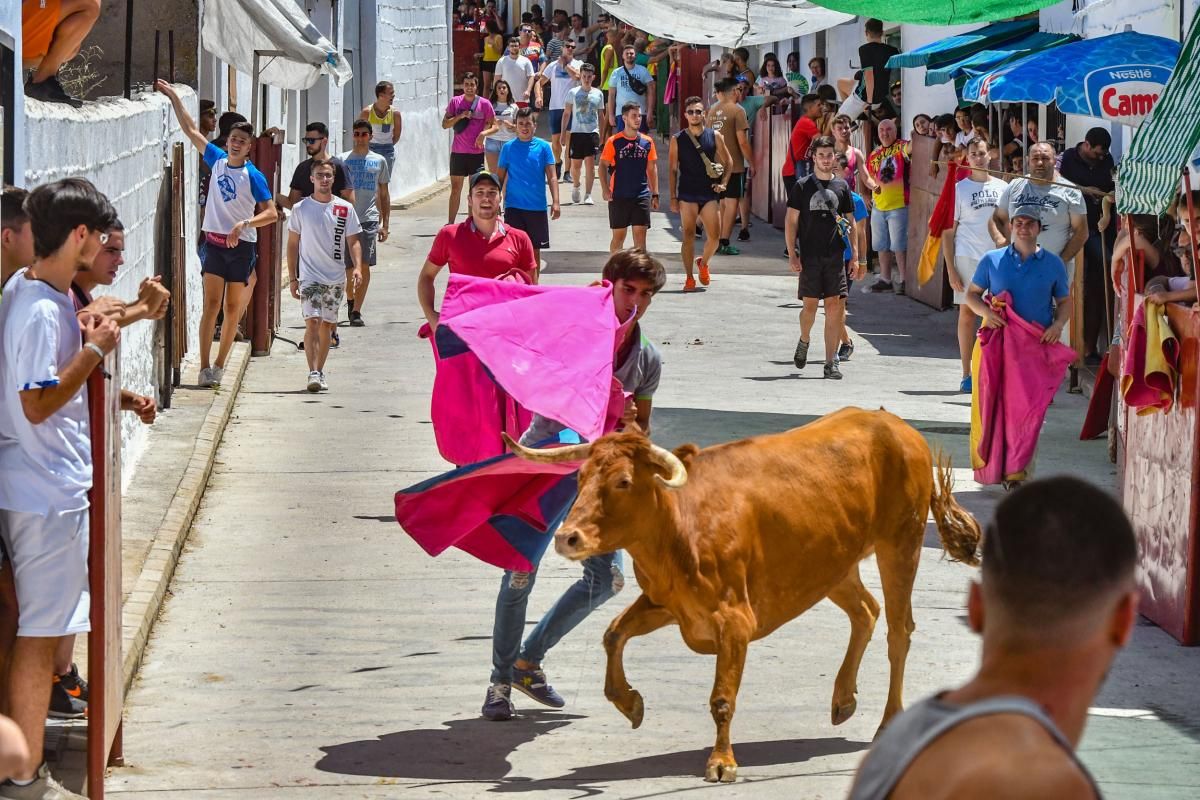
[[849, 477, 1138, 800]]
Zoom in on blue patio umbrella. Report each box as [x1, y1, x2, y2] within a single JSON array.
[[962, 31, 1181, 126], [925, 31, 1079, 86]]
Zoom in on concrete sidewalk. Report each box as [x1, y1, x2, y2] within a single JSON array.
[[107, 172, 1200, 798]]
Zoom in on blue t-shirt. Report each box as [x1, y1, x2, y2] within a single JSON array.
[[498, 138, 556, 211], [971, 245, 1070, 329], [843, 191, 869, 262], [609, 64, 654, 116]]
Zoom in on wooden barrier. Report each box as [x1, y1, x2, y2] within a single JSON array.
[[750, 114, 771, 224], [453, 29, 482, 88], [248, 136, 283, 357], [905, 135, 950, 311], [86, 354, 124, 798], [162, 142, 188, 410]]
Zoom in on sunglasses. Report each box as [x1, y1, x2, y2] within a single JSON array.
[[685, 109, 705, 116], [302, 137, 325, 145]]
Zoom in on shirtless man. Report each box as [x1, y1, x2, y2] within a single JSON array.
[[849, 477, 1137, 799]]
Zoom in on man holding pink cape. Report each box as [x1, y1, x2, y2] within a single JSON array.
[[965, 205, 1076, 489]]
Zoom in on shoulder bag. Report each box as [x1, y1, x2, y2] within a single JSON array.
[[685, 130, 724, 180]]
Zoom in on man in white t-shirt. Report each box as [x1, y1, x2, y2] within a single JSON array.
[[0, 178, 120, 800], [538, 40, 582, 182], [341, 119, 391, 327], [562, 63, 604, 204], [287, 161, 363, 392], [496, 38, 536, 108], [943, 138, 1007, 393]]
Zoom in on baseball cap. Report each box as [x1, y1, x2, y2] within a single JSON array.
[[1012, 204, 1043, 224], [470, 169, 501, 189]]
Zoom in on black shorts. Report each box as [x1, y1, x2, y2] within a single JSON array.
[[450, 152, 485, 177], [505, 207, 550, 249], [569, 132, 600, 160], [798, 256, 847, 299], [722, 172, 746, 200], [201, 238, 257, 285], [480, 59, 497, 74], [608, 196, 651, 229], [678, 190, 720, 207]]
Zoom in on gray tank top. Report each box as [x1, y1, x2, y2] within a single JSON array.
[[848, 694, 1102, 799]]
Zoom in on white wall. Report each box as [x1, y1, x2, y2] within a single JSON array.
[[377, 0, 451, 197], [897, 23, 977, 136], [23, 90, 203, 486]]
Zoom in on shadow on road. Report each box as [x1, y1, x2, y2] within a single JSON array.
[[315, 712, 585, 781]]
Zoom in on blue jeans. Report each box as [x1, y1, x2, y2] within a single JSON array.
[[490, 551, 625, 684]]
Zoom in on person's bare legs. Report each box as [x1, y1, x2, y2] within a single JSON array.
[[631, 226, 648, 251], [7, 636, 57, 780], [957, 303, 977, 379], [0, 565, 15, 716], [198, 273, 225, 371], [719, 196, 738, 241], [892, 248, 907, 286], [823, 295, 844, 364], [584, 157, 595, 196], [316, 322, 334, 372], [700, 202, 721, 268], [485, 151, 500, 173], [609, 228, 628, 253], [448, 175, 466, 224], [799, 297, 820, 347], [878, 250, 894, 283], [303, 318, 320, 372], [30, 0, 100, 83], [346, 264, 371, 315], [52, 636, 74, 677], [680, 203, 698, 277], [215, 280, 253, 370]]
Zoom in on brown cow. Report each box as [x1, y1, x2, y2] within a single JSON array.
[[504, 407, 981, 783]]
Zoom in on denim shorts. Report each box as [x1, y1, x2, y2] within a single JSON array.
[[549, 109, 565, 135], [870, 206, 909, 253], [485, 138, 507, 155]]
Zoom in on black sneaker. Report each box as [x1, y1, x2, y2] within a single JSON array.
[[331, 330, 340, 348], [49, 674, 87, 719], [737, 228, 750, 241], [58, 663, 89, 702], [824, 361, 843, 380], [837, 341, 854, 362], [868, 279, 893, 293], [25, 74, 83, 108], [512, 666, 566, 708], [346, 298, 355, 318], [793, 338, 809, 370], [349, 311, 365, 327]]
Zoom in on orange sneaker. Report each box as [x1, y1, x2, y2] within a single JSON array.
[[696, 258, 711, 286], [683, 276, 698, 292]]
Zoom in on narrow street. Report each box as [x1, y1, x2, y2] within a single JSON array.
[[106, 190, 1200, 799]]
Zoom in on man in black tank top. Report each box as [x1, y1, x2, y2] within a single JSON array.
[[667, 96, 732, 293], [849, 477, 1138, 799]]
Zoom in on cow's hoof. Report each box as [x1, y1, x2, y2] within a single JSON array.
[[615, 690, 644, 729], [831, 698, 857, 726], [704, 761, 738, 783]]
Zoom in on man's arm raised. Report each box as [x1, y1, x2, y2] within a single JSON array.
[[154, 80, 210, 152]]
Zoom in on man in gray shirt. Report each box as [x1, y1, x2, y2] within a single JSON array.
[[341, 119, 391, 326], [994, 142, 1087, 269]]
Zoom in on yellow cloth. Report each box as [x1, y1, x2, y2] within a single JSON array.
[[969, 338, 985, 470], [917, 234, 940, 287]]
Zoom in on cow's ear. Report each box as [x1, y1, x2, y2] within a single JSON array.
[[672, 443, 700, 467]]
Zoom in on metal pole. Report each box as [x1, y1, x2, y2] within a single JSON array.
[[153, 30, 160, 84], [1021, 103, 1028, 168], [251, 51, 261, 132], [169, 30, 175, 84], [123, 0, 134, 98]]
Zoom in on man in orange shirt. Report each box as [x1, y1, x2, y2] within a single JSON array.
[[22, 0, 100, 108], [599, 103, 659, 253]]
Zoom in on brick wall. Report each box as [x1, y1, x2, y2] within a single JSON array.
[[24, 88, 203, 486]]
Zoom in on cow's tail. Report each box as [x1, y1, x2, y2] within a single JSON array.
[[929, 450, 982, 566]]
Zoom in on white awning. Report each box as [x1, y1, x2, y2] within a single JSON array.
[[202, 0, 352, 90], [594, 0, 854, 48]]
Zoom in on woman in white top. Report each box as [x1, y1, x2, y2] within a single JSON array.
[[953, 107, 976, 149], [481, 79, 519, 172]]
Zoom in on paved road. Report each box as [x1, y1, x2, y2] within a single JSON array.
[[108, 180, 1200, 798]]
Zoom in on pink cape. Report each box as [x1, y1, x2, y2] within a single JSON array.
[[971, 293, 1076, 485]]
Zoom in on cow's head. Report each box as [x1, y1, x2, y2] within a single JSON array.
[[504, 431, 688, 560]]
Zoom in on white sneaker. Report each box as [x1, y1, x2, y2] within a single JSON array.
[[307, 371, 321, 393], [210, 366, 224, 386], [318, 371, 329, 391], [583, 193, 594, 205], [571, 186, 581, 204], [197, 367, 213, 387], [0, 762, 87, 799]]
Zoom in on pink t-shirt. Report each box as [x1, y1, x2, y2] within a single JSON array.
[[446, 94, 495, 155]]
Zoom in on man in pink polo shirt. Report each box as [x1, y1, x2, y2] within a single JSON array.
[[418, 170, 538, 328]]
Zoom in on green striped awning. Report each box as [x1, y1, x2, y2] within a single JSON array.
[[1117, 13, 1200, 215], [812, 0, 1056, 27]]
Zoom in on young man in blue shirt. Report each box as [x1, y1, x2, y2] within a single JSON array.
[[497, 107, 561, 270]]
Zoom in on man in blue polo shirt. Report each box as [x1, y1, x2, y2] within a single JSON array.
[[498, 107, 561, 270], [966, 204, 1071, 340]]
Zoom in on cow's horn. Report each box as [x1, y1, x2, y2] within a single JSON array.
[[502, 432, 594, 463], [648, 443, 688, 488]]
